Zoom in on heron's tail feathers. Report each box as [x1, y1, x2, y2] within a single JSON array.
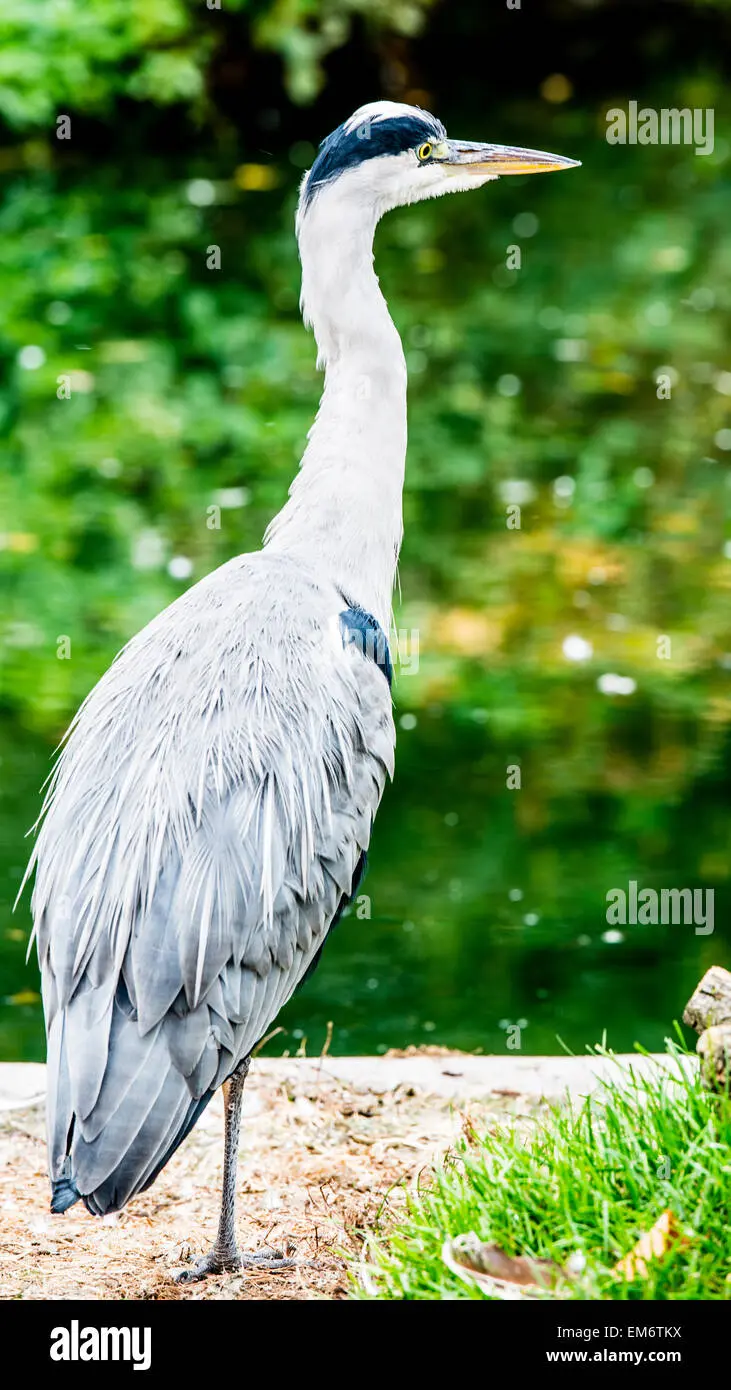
[[47, 990, 220, 1217], [78, 1088, 215, 1216]]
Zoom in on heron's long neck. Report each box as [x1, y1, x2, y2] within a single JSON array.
[[264, 193, 406, 631]]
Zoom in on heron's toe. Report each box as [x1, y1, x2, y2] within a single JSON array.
[[240, 1245, 298, 1271]]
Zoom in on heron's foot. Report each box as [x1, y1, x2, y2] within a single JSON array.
[[174, 1246, 240, 1284], [174, 1244, 298, 1284]]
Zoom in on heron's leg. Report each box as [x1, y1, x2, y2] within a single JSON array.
[[207, 1058, 250, 1269], [174, 1058, 296, 1283]]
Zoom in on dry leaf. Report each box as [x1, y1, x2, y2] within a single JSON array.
[[443, 1233, 567, 1300], [613, 1210, 686, 1280]]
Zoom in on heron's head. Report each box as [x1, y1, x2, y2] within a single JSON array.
[[298, 100, 579, 224]]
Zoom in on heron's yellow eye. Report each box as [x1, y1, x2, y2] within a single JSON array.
[[417, 142, 433, 162]]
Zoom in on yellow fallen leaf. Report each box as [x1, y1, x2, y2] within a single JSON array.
[[614, 1210, 686, 1280]]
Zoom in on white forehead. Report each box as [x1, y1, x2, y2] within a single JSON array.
[[343, 101, 431, 134]]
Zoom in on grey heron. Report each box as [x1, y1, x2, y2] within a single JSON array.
[[25, 101, 578, 1281]]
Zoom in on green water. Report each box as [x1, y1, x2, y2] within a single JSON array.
[[2, 698, 728, 1060], [1, 12, 731, 1060]]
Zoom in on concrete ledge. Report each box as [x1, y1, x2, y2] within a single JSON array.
[[0, 1052, 687, 1113], [0, 1063, 46, 1113]]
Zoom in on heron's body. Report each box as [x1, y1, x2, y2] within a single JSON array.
[[34, 551, 393, 1213], [27, 101, 577, 1267]]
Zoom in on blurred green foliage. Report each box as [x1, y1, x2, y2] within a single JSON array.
[[0, 0, 436, 126], [0, 0, 209, 126], [1, 0, 730, 1058]]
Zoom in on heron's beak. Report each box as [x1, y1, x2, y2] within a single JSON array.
[[443, 141, 580, 176]]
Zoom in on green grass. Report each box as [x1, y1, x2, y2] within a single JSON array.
[[357, 1041, 731, 1300]]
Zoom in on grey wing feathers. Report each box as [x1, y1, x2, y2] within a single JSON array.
[[30, 552, 394, 1214]]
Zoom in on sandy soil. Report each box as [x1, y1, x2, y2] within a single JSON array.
[[0, 1051, 540, 1301]]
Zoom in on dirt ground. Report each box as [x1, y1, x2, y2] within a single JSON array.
[[0, 1050, 542, 1301]]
